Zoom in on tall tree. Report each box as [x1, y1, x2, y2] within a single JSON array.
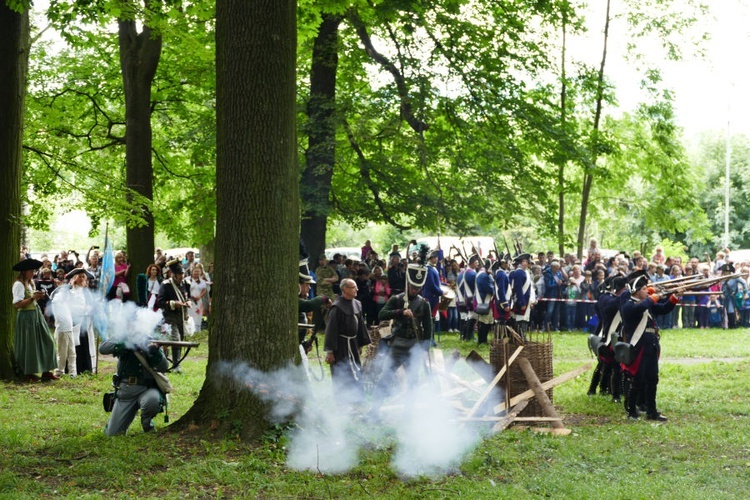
[[119, 0, 161, 287], [177, 0, 299, 439], [0, 0, 30, 380], [300, 12, 341, 261]]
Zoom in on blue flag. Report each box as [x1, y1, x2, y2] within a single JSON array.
[[99, 235, 115, 298]]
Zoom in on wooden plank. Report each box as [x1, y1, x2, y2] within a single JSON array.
[[513, 417, 564, 422], [491, 400, 529, 434], [432, 366, 484, 394], [493, 363, 591, 414], [516, 356, 564, 429], [466, 346, 523, 418]]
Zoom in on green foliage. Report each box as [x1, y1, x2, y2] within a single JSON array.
[[26, 0, 216, 246]]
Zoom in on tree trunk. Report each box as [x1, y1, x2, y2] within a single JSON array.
[[557, 13, 568, 257], [118, 8, 161, 292], [300, 13, 340, 261], [177, 0, 299, 440], [576, 0, 611, 258], [0, 5, 29, 380]]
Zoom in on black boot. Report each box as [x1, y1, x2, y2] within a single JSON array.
[[626, 378, 640, 420], [645, 382, 667, 421], [477, 322, 491, 344], [465, 319, 477, 342], [610, 364, 622, 403], [587, 362, 603, 396], [600, 364, 612, 395]]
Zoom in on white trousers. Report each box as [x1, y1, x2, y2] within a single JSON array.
[[56, 330, 77, 376]]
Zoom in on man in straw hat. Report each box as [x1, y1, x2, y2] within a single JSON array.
[[617, 269, 680, 421]]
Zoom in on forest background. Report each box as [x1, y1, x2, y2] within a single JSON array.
[[13, 0, 750, 267]]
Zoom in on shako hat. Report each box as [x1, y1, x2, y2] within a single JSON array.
[[12, 258, 43, 272], [406, 262, 428, 288], [166, 259, 184, 275], [299, 239, 315, 283], [626, 269, 649, 293]]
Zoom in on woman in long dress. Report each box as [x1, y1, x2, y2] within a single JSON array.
[[187, 266, 207, 333], [12, 259, 59, 382]]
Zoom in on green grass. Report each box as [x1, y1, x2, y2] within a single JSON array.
[[2, 327, 750, 498]]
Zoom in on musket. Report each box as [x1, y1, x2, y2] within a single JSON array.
[[151, 340, 200, 348], [652, 272, 743, 294], [502, 235, 513, 259]]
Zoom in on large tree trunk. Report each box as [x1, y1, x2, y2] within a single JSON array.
[[300, 13, 340, 261], [118, 7, 161, 292], [177, 0, 299, 440], [0, 5, 29, 380]]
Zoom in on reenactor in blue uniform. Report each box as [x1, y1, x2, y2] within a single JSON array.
[[616, 270, 679, 421], [509, 253, 534, 340], [475, 259, 496, 344]]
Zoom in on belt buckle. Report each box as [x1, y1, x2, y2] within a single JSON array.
[[127, 376, 138, 384]]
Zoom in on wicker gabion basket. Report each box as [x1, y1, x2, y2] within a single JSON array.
[[490, 327, 553, 417]]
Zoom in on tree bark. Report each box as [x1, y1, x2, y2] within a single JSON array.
[[0, 4, 29, 380], [577, 0, 611, 258], [177, 0, 299, 440], [300, 13, 340, 262], [118, 2, 161, 291]]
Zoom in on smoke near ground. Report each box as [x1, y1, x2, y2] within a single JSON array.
[[216, 354, 493, 478]]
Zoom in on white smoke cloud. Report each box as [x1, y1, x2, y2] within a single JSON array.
[[216, 350, 494, 478]]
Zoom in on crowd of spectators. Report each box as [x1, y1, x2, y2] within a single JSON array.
[[23, 246, 212, 330], [306, 239, 750, 335]]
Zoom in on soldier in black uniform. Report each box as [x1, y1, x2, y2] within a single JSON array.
[[100, 338, 169, 435], [617, 270, 679, 421], [370, 252, 433, 418], [156, 260, 190, 373]]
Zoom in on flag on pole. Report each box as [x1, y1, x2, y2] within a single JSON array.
[[99, 226, 115, 298]]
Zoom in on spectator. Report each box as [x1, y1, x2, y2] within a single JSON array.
[[315, 254, 339, 299], [186, 265, 208, 334], [361, 240, 374, 261], [651, 245, 665, 265], [543, 260, 564, 332], [109, 251, 131, 301], [12, 258, 58, 382], [370, 266, 390, 323], [145, 264, 162, 310]]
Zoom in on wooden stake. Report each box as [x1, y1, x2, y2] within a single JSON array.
[[516, 356, 564, 429], [466, 346, 523, 418], [493, 363, 591, 414]]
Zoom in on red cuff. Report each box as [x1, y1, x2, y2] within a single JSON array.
[[669, 294, 679, 305]]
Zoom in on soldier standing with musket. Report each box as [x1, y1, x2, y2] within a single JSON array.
[[587, 274, 627, 402], [509, 253, 534, 341], [616, 270, 680, 421], [371, 244, 433, 419]]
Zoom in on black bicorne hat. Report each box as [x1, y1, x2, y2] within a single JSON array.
[[12, 258, 43, 272], [513, 253, 531, 266], [627, 269, 649, 293], [65, 268, 94, 280], [720, 262, 735, 274], [167, 259, 184, 275]]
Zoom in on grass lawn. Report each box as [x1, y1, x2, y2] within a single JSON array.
[[2, 327, 750, 499]]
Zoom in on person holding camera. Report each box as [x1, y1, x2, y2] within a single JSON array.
[[100, 338, 169, 435]]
